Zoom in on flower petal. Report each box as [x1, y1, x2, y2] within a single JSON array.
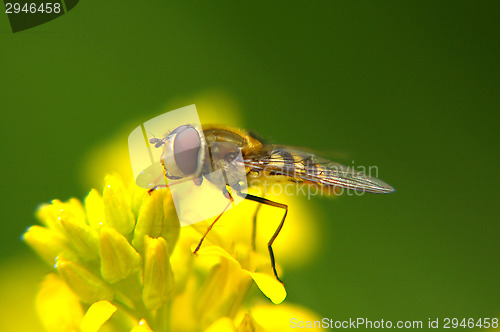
[[196, 246, 287, 304], [169, 278, 198, 332], [130, 319, 153, 332], [250, 302, 323, 331], [36, 274, 84, 332], [80, 301, 117, 332], [194, 245, 241, 267], [204, 317, 235, 332], [247, 271, 287, 304]]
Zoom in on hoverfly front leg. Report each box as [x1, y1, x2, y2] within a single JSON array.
[[193, 176, 203, 186], [193, 194, 232, 254], [147, 185, 168, 195], [193, 186, 233, 254]]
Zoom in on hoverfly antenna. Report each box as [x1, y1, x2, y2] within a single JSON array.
[[149, 136, 165, 148]]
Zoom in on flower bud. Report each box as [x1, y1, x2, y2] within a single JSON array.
[[142, 236, 174, 311], [133, 189, 179, 254], [24, 226, 77, 265], [103, 174, 135, 236], [85, 189, 105, 229], [99, 227, 141, 283], [56, 256, 114, 304], [59, 216, 99, 261]]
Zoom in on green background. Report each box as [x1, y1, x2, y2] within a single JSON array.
[[1, 1, 499, 329]]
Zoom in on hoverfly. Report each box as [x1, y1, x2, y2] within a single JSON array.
[[149, 124, 395, 283]]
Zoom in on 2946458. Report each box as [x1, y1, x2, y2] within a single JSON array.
[[5, 2, 61, 14], [442, 317, 498, 329]]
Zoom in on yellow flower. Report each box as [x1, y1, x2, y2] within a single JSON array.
[[79, 92, 321, 270], [24, 173, 322, 331]]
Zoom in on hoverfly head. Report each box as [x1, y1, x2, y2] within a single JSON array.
[[154, 125, 206, 179]]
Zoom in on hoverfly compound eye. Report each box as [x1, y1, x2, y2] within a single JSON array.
[[172, 126, 202, 176]]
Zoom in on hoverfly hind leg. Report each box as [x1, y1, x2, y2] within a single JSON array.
[[251, 203, 263, 251], [241, 193, 287, 284], [194, 190, 287, 284]]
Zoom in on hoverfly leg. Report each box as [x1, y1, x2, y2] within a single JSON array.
[[221, 185, 237, 208], [251, 204, 263, 251], [147, 184, 168, 195], [242, 193, 287, 284], [147, 168, 171, 195], [193, 176, 203, 186], [193, 195, 233, 255]]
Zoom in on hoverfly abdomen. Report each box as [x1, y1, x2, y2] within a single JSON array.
[[260, 149, 296, 178]]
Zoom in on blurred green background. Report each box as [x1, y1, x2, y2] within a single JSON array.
[[1, 1, 499, 330]]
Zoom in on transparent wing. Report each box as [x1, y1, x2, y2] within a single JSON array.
[[244, 145, 395, 194]]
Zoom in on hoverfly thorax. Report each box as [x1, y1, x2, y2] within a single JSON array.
[[203, 141, 247, 189]]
